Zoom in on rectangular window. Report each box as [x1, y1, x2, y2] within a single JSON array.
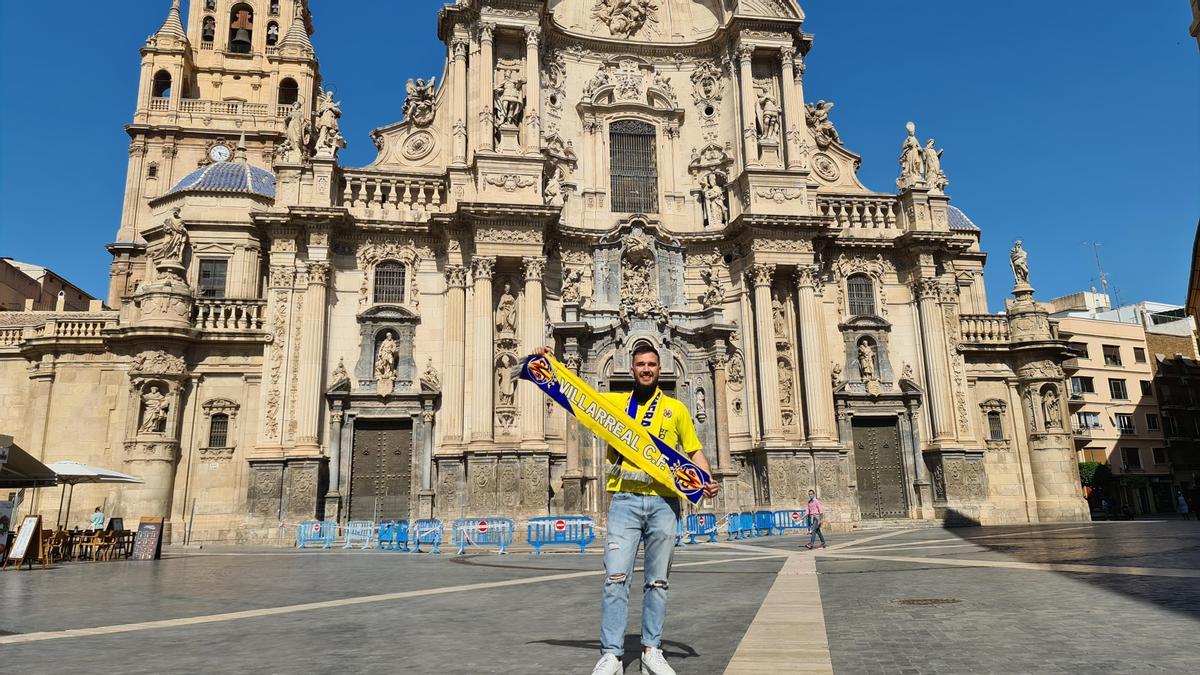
[[1075, 412, 1101, 429], [1071, 376, 1095, 394], [1153, 448, 1168, 464], [198, 259, 228, 299], [1114, 413, 1135, 434], [1109, 379, 1128, 400], [609, 120, 659, 213], [1133, 347, 1146, 363], [1139, 380, 1153, 397], [987, 412, 1004, 440], [1145, 413, 1160, 431], [847, 276, 876, 316], [1066, 342, 1089, 360], [208, 414, 229, 448], [1122, 447, 1142, 470], [1164, 416, 1179, 436], [1102, 344, 1122, 366]]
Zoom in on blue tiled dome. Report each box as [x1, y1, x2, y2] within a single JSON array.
[[166, 160, 276, 199], [947, 205, 980, 231]]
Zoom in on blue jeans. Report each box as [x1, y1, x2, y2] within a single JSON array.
[[600, 492, 681, 656], [808, 514, 826, 546]]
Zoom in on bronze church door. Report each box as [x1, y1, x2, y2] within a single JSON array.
[[349, 420, 413, 521], [851, 417, 908, 519]]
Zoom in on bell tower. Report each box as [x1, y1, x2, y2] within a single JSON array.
[[108, 0, 320, 306]]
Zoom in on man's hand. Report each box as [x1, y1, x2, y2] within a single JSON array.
[[532, 345, 554, 357], [702, 481, 721, 499]]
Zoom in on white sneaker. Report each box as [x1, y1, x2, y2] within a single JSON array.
[[591, 653, 623, 675], [640, 648, 676, 675]]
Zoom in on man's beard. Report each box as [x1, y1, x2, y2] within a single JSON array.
[[632, 379, 658, 403]]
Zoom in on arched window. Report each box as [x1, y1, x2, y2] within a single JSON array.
[[609, 120, 658, 213], [987, 411, 1004, 440], [201, 15, 216, 43], [266, 21, 280, 46], [228, 3, 254, 54], [373, 262, 407, 304], [278, 77, 299, 105], [151, 70, 172, 99], [847, 274, 875, 316], [208, 413, 230, 448]]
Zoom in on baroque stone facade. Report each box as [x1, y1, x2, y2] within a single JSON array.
[[0, 0, 1088, 542]]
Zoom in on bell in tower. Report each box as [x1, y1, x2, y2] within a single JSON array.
[[228, 4, 254, 54]]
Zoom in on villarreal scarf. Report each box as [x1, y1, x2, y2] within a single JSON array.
[[517, 353, 711, 504]]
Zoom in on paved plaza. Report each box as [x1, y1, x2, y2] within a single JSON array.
[[1, 521, 1197, 674]]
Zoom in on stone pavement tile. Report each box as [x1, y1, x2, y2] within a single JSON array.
[[724, 554, 832, 675]]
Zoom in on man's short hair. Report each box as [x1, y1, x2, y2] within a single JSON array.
[[631, 342, 660, 362]]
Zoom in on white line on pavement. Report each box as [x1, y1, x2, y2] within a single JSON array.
[[822, 528, 916, 551], [820, 551, 1200, 578]]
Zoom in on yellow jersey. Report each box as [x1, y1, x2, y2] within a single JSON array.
[[602, 388, 703, 498]]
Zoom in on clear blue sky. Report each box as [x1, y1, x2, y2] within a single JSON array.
[[1, 1, 1196, 311]]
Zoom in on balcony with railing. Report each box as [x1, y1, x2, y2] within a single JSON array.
[[0, 313, 120, 348], [959, 314, 1011, 346], [339, 170, 447, 223], [192, 299, 268, 334], [817, 194, 899, 230]]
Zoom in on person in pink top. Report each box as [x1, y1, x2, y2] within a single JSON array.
[[805, 489, 826, 549]]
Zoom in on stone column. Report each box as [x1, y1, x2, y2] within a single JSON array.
[[914, 278, 955, 443], [417, 408, 435, 518], [520, 256, 547, 447], [294, 262, 329, 451], [479, 22, 496, 152], [749, 264, 784, 441], [470, 257, 496, 444], [451, 36, 469, 165], [524, 26, 542, 149], [795, 267, 834, 443], [779, 46, 805, 170], [323, 407, 344, 522], [442, 265, 468, 444], [736, 44, 759, 166], [709, 353, 733, 471]]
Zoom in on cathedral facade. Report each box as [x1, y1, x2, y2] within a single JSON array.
[[0, 0, 1088, 542]]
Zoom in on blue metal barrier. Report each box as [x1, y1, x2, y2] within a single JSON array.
[[772, 509, 810, 535], [726, 512, 743, 540], [409, 518, 443, 554], [686, 513, 718, 544], [675, 518, 687, 547], [739, 512, 757, 538], [377, 520, 396, 550], [343, 520, 375, 549], [753, 510, 774, 536], [527, 516, 595, 555], [452, 518, 514, 555], [392, 519, 411, 551], [296, 521, 336, 549]]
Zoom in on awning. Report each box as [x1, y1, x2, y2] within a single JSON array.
[[0, 442, 59, 489]]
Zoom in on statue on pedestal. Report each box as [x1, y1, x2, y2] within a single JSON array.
[[858, 340, 876, 380], [375, 332, 398, 396], [152, 208, 188, 264], [493, 71, 526, 128], [139, 386, 169, 434], [1010, 240, 1031, 289], [314, 88, 346, 157], [702, 173, 727, 227], [495, 282, 517, 334]]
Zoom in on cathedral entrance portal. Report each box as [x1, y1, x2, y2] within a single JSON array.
[[851, 417, 908, 519], [348, 419, 413, 521]]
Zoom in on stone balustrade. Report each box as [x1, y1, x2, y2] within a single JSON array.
[[149, 97, 169, 111], [179, 99, 274, 117], [959, 314, 1012, 344], [0, 314, 119, 345], [192, 299, 267, 331], [818, 194, 898, 230], [0, 328, 23, 346], [340, 170, 446, 222]]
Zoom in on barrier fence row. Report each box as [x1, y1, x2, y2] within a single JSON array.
[[295, 510, 809, 555]]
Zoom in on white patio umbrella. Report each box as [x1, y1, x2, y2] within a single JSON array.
[[46, 461, 143, 529]]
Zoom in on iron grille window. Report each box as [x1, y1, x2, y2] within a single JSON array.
[[609, 120, 658, 213], [373, 262, 406, 304], [208, 413, 229, 448], [1122, 447, 1141, 469], [987, 411, 1004, 440], [198, 259, 228, 299], [847, 275, 875, 316], [1115, 413, 1135, 434]]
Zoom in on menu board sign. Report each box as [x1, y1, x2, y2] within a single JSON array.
[[131, 517, 165, 561], [5, 515, 42, 568]]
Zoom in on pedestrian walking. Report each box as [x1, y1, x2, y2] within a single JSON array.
[[535, 344, 720, 675], [805, 489, 826, 550], [1178, 493, 1190, 520]]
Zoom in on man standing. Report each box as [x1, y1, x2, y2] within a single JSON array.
[[536, 343, 719, 675]]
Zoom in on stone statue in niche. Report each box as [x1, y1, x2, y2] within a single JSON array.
[[496, 353, 517, 406], [778, 360, 794, 407], [139, 386, 169, 434], [900, 362, 915, 382], [727, 355, 744, 385], [152, 208, 188, 264], [1010, 240, 1031, 289], [702, 173, 727, 227], [402, 77, 437, 127], [1042, 387, 1061, 428], [831, 362, 843, 388], [421, 357, 441, 391], [698, 268, 724, 309], [544, 165, 565, 206], [375, 332, 399, 396], [618, 233, 668, 325], [330, 357, 349, 386], [495, 282, 518, 334], [694, 387, 707, 422], [857, 340, 876, 380], [772, 294, 787, 338], [493, 70, 526, 129], [756, 92, 781, 143], [805, 100, 842, 149], [1024, 388, 1038, 431], [561, 268, 585, 304], [314, 88, 346, 157]]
